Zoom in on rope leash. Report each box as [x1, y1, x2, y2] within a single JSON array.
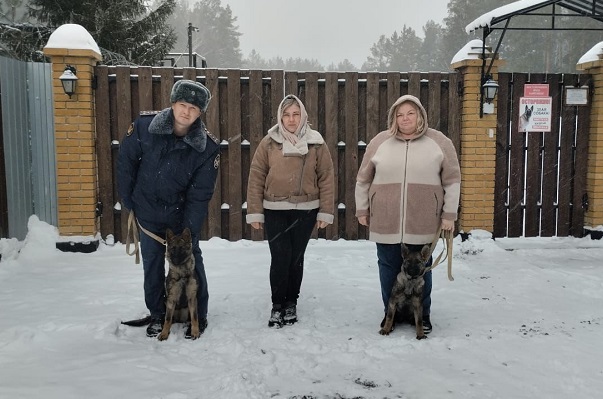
[[125, 210, 166, 264], [424, 226, 455, 281]]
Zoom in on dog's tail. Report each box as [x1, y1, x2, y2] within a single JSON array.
[[121, 315, 152, 327]]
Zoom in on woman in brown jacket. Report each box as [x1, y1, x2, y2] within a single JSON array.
[[246, 94, 335, 328]]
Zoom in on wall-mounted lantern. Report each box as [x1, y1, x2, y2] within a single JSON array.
[[480, 76, 499, 116], [59, 65, 78, 98]]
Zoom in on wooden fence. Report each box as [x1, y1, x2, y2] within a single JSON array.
[[94, 67, 461, 242]]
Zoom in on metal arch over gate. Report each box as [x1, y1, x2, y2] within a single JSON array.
[[467, 0, 603, 117]]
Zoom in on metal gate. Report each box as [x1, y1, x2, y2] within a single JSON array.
[[0, 56, 57, 240], [494, 72, 592, 238]]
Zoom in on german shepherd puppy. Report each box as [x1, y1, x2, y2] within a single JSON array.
[[379, 244, 431, 340], [157, 228, 200, 341]]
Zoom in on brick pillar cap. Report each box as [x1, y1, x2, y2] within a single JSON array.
[[577, 41, 603, 71], [43, 24, 101, 60]]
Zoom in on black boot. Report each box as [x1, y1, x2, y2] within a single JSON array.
[[185, 318, 208, 340], [283, 303, 297, 325], [146, 317, 164, 338], [268, 306, 284, 328]]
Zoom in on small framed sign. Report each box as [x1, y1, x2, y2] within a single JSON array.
[[564, 86, 589, 106]]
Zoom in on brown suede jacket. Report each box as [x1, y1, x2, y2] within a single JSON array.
[[246, 95, 335, 225]]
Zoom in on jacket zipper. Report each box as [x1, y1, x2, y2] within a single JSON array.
[[401, 140, 410, 238], [297, 152, 308, 195]]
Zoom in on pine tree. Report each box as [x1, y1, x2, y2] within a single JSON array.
[[419, 20, 446, 71], [363, 35, 391, 71], [168, 0, 242, 68], [26, 0, 176, 65]]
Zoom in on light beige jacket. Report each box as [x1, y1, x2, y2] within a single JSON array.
[[355, 95, 461, 244]]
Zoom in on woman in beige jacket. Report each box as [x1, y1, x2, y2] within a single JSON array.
[[355, 95, 461, 335], [246, 94, 335, 328]]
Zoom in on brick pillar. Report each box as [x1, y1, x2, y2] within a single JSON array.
[[577, 52, 603, 234], [451, 47, 502, 234], [43, 25, 102, 237]]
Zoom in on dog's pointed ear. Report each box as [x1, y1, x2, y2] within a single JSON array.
[[166, 229, 174, 240], [182, 227, 191, 240], [401, 243, 410, 258], [421, 244, 431, 261]]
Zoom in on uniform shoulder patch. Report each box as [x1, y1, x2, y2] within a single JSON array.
[[126, 122, 134, 136], [206, 130, 219, 145], [139, 110, 161, 116]]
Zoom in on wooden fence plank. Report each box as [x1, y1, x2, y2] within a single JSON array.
[[494, 73, 511, 238], [158, 68, 173, 110], [94, 66, 114, 239], [304, 72, 320, 239], [524, 74, 546, 237], [227, 69, 243, 241], [387, 72, 400, 108], [285, 71, 298, 96], [270, 70, 284, 126], [508, 73, 528, 237], [366, 72, 380, 144], [557, 74, 578, 236], [408, 72, 421, 99], [324, 72, 340, 239], [428, 72, 442, 130], [115, 67, 133, 242], [344, 72, 359, 240], [204, 68, 221, 239], [540, 74, 561, 237], [572, 74, 591, 237], [448, 73, 461, 157], [248, 70, 265, 241], [137, 66, 153, 112]]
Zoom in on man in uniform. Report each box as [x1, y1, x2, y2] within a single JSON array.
[[118, 79, 220, 338]]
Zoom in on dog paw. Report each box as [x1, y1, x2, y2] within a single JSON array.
[[379, 329, 390, 336], [157, 332, 169, 341], [416, 335, 427, 340]]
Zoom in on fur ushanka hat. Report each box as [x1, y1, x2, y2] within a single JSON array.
[[170, 79, 211, 112]]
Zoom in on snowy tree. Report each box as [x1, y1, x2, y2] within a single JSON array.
[[26, 0, 177, 65]]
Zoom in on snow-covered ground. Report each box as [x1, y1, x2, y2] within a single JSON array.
[[1, 216, 602, 399]]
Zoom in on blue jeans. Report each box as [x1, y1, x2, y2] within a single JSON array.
[[376, 243, 432, 317], [139, 225, 209, 320]]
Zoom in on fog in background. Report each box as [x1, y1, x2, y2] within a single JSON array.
[[218, 0, 449, 66]]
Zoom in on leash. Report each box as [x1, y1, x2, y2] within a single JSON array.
[[424, 225, 455, 281], [125, 210, 166, 264]]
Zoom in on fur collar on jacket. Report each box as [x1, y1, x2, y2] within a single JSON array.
[[148, 107, 208, 153]]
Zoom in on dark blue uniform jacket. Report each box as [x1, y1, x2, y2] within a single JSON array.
[[117, 108, 220, 238]]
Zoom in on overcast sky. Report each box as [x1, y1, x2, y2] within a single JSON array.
[[220, 0, 451, 67]]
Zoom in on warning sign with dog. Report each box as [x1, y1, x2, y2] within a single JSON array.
[[518, 84, 552, 132]]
